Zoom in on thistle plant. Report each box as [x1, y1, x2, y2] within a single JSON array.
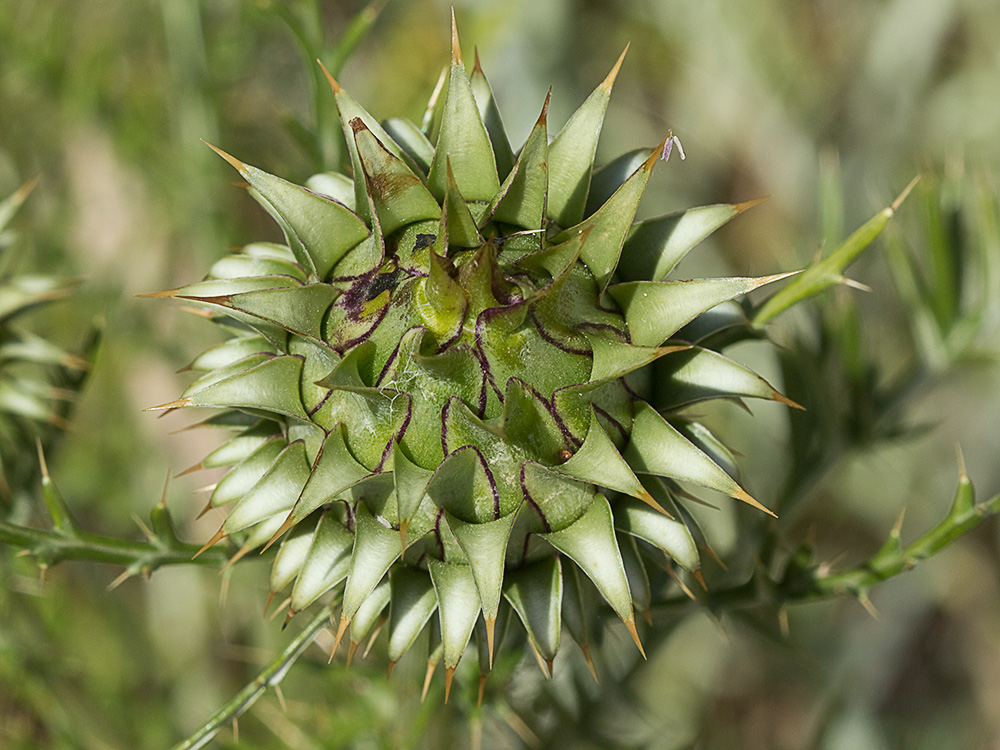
[[2, 7, 999, 748], [146, 18, 813, 696]]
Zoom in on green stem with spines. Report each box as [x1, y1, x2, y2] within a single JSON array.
[[167, 605, 332, 750], [650, 471, 1000, 617]]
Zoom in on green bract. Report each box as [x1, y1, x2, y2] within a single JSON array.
[[152, 22, 798, 697]]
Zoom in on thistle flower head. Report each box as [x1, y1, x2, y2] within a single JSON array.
[[152, 21, 797, 692]]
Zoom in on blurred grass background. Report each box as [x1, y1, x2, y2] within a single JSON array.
[[2, 0, 999, 748]]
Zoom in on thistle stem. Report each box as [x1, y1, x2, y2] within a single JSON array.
[[168, 606, 331, 750], [0, 519, 227, 571]]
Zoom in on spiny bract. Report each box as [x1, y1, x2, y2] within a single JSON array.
[[152, 21, 797, 696]]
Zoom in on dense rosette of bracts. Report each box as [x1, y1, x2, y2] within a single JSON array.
[[150, 20, 799, 697]]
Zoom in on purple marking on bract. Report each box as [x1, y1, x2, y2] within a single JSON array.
[[661, 130, 686, 163], [529, 308, 591, 356], [520, 464, 552, 533], [511, 377, 580, 453], [472, 446, 502, 520], [593, 403, 629, 445], [432, 507, 446, 559], [308, 389, 332, 418]]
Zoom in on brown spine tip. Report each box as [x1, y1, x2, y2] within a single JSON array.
[[527, 640, 548, 677], [636, 487, 673, 517], [472, 46, 483, 75], [174, 292, 234, 307], [421, 661, 438, 703], [646, 135, 670, 172], [955, 445, 968, 482], [363, 621, 384, 659], [316, 59, 343, 94], [666, 565, 696, 600], [733, 486, 777, 518], [282, 606, 297, 630], [477, 674, 487, 707], [36, 439, 50, 481], [386, 660, 396, 680], [537, 88, 552, 127], [346, 640, 360, 669], [135, 287, 181, 299], [600, 42, 630, 92], [774, 391, 806, 411], [485, 615, 496, 668], [263, 590, 277, 616], [623, 616, 647, 659], [220, 544, 251, 572], [579, 643, 600, 683], [145, 397, 192, 412], [175, 461, 204, 478], [330, 614, 351, 660], [195, 499, 214, 520], [450, 8, 462, 66], [733, 195, 768, 214], [202, 140, 247, 174], [193, 526, 226, 559], [692, 568, 708, 592], [444, 665, 456, 703], [262, 512, 297, 553]]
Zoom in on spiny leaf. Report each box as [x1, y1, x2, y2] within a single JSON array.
[[614, 497, 699, 571], [618, 200, 765, 282], [179, 285, 341, 343], [547, 46, 628, 228], [655, 347, 802, 410], [388, 566, 438, 664], [609, 272, 796, 347], [428, 558, 481, 673], [447, 510, 518, 623], [442, 161, 484, 247], [427, 39, 500, 203], [205, 143, 369, 279], [149, 355, 312, 424], [541, 494, 640, 652], [624, 403, 774, 517], [319, 61, 408, 225], [351, 118, 441, 235], [289, 513, 354, 612], [503, 556, 562, 669], [556, 410, 652, 505], [584, 330, 687, 383], [271, 426, 373, 542], [753, 177, 918, 326], [209, 438, 286, 509], [553, 141, 662, 289], [470, 49, 515, 182], [339, 503, 402, 628], [488, 92, 549, 229], [223, 440, 310, 533], [269, 523, 317, 596]]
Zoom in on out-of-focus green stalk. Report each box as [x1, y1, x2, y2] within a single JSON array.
[[168, 605, 332, 750], [753, 177, 918, 327]]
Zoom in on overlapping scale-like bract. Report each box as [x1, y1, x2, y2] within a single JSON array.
[[152, 21, 798, 697]]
